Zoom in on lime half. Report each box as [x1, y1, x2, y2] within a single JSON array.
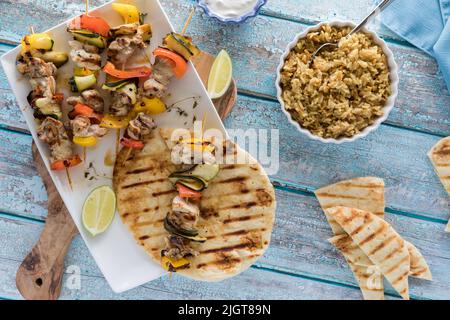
[[82, 186, 116, 236], [207, 50, 233, 99]]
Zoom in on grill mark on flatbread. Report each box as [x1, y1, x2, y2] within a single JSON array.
[[153, 189, 177, 197], [203, 200, 272, 213], [215, 176, 250, 184], [410, 268, 428, 277], [200, 242, 258, 254], [121, 178, 166, 189], [336, 183, 383, 189], [139, 232, 166, 240], [121, 204, 169, 217], [196, 257, 242, 269], [359, 224, 386, 246], [314, 192, 373, 201], [392, 270, 409, 285], [201, 188, 265, 201], [349, 224, 365, 237], [433, 145, 450, 156], [385, 255, 409, 275], [223, 214, 265, 224], [126, 166, 158, 174], [322, 205, 384, 217], [125, 161, 172, 175], [119, 189, 176, 202], [133, 218, 165, 227], [206, 228, 267, 240], [368, 235, 396, 256]]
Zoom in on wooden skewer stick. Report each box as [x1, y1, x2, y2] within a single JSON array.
[[85, 0, 90, 15], [66, 167, 73, 191], [122, 147, 133, 166], [181, 6, 196, 35], [29, 26, 35, 34]]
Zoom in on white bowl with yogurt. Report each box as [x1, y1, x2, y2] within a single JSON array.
[[198, 0, 267, 23]]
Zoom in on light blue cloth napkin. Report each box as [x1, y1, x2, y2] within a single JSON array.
[[380, 0, 450, 93]]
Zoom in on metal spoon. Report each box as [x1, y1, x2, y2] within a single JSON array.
[[309, 0, 393, 66]]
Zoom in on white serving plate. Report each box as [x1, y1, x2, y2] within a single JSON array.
[[1, 0, 226, 293], [276, 21, 399, 144]]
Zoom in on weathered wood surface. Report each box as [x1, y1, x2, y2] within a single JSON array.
[[1, 95, 448, 223], [0, 0, 449, 300], [0, 214, 372, 300], [15, 143, 78, 300], [0, 1, 449, 136]]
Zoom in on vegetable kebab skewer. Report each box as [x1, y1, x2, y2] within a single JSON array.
[[16, 27, 81, 188], [98, 3, 153, 160], [66, 2, 110, 157], [120, 7, 201, 162]]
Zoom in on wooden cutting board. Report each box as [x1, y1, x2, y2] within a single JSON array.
[[15, 51, 237, 300]]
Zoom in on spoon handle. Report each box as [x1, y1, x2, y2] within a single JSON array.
[[349, 0, 393, 36]]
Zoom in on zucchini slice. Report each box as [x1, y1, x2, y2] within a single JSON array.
[[164, 217, 207, 243], [174, 164, 220, 183], [169, 175, 206, 191], [32, 97, 62, 120], [163, 32, 200, 61], [31, 50, 68, 68], [101, 79, 130, 91], [69, 74, 97, 92], [118, 82, 137, 104], [70, 30, 106, 49], [138, 24, 152, 42]]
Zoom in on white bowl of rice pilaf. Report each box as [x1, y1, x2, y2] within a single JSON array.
[[276, 21, 399, 144]]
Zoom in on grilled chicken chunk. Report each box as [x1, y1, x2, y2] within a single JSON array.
[[67, 89, 105, 113], [70, 115, 108, 138], [107, 23, 146, 66], [126, 112, 156, 141], [162, 235, 198, 260], [142, 57, 175, 98], [110, 90, 133, 116], [169, 196, 200, 232], [29, 76, 56, 98], [69, 40, 102, 70], [17, 57, 57, 78], [37, 117, 73, 162]]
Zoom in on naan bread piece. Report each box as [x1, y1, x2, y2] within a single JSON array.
[[428, 137, 450, 232], [329, 235, 384, 300], [315, 177, 385, 235], [114, 129, 276, 281], [405, 241, 432, 280], [327, 207, 411, 300]]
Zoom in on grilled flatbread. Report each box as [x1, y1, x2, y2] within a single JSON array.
[[428, 137, 450, 232], [113, 129, 276, 281], [315, 177, 385, 235], [405, 241, 432, 281], [329, 235, 384, 300], [316, 177, 385, 299], [327, 206, 411, 300]]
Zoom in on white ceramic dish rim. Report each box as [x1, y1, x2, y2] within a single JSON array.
[[275, 20, 399, 144], [197, 0, 268, 24]]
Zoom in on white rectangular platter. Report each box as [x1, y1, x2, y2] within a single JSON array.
[[1, 0, 227, 293]]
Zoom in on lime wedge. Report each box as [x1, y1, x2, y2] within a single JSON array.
[[207, 50, 233, 99], [82, 186, 116, 236]]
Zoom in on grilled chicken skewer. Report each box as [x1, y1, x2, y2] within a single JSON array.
[[17, 30, 80, 178], [66, 7, 111, 151]]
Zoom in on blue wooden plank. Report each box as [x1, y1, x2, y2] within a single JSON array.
[[0, 0, 449, 136], [0, 215, 368, 300]]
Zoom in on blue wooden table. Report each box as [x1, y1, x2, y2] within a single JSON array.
[[0, 0, 449, 300]]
